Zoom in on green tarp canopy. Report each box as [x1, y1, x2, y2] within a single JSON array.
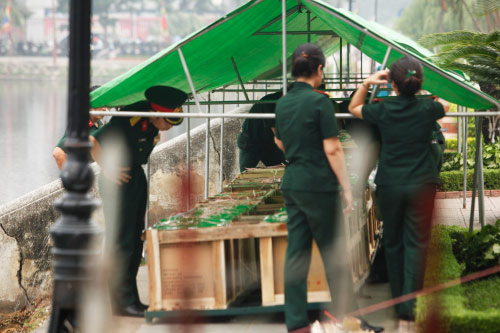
[[90, 0, 499, 110]]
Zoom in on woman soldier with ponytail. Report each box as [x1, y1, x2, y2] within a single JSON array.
[[274, 43, 382, 333], [349, 56, 449, 322]]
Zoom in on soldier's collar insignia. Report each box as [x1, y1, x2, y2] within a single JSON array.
[[130, 116, 141, 127]]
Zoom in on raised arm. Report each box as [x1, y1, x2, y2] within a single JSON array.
[[349, 70, 389, 119]]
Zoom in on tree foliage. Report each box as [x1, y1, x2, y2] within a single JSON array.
[[420, 29, 500, 142], [395, 0, 479, 41]]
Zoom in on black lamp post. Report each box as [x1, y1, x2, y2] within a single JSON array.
[[48, 1, 102, 331]]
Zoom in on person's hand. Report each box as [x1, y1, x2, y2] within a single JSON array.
[[103, 167, 131, 185], [342, 187, 353, 215], [364, 70, 390, 86]]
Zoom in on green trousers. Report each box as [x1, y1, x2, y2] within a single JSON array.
[[282, 190, 357, 331], [100, 165, 148, 309], [377, 184, 436, 317]]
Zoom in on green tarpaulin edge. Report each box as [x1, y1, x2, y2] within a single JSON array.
[[90, 0, 498, 111]]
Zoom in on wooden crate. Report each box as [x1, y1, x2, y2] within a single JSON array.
[[145, 222, 285, 311], [259, 236, 331, 306]]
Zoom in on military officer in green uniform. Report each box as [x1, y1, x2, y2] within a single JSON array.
[[431, 121, 446, 171], [53, 85, 106, 170], [349, 56, 448, 321], [90, 86, 187, 317], [237, 90, 287, 172], [275, 44, 382, 333]]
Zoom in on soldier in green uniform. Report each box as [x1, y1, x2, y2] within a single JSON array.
[[274, 44, 382, 333], [90, 86, 187, 317], [53, 85, 106, 170], [238, 91, 287, 172], [349, 56, 449, 321]]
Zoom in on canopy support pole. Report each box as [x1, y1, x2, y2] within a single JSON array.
[[369, 46, 391, 104], [178, 47, 203, 113], [220, 90, 225, 193], [187, 104, 191, 210], [347, 43, 350, 84], [282, 0, 287, 95], [307, 11, 311, 43], [205, 93, 211, 200], [179, 46, 202, 206], [469, 116, 485, 231], [339, 38, 343, 89], [477, 116, 485, 228], [231, 56, 250, 102], [463, 109, 468, 208]]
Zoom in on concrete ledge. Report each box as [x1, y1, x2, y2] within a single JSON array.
[[0, 105, 248, 312]]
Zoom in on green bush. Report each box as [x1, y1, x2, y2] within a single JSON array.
[[416, 226, 500, 333], [452, 220, 500, 276], [445, 137, 476, 151], [442, 142, 500, 171], [439, 169, 500, 191]]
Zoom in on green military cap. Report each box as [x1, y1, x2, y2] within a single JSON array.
[[145, 86, 188, 126]]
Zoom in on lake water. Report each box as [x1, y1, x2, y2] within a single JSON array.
[[0, 79, 209, 206]]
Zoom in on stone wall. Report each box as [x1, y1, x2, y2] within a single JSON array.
[[0, 106, 248, 312]]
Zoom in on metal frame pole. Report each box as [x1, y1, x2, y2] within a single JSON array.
[[179, 46, 204, 203], [477, 116, 485, 227], [463, 108, 468, 208], [307, 10, 311, 43], [220, 90, 225, 193], [49, 1, 100, 331], [205, 93, 211, 200], [339, 37, 343, 90], [282, 0, 287, 95], [457, 107, 462, 153], [369, 46, 392, 104], [186, 104, 191, 209], [178, 47, 203, 114], [470, 116, 481, 231], [231, 56, 250, 102]]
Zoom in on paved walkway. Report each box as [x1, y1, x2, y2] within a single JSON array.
[[35, 197, 500, 333], [434, 196, 500, 229]]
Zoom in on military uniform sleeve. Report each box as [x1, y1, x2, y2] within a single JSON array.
[[275, 101, 282, 140], [361, 102, 382, 124], [56, 134, 66, 150], [91, 116, 124, 143], [318, 96, 339, 139], [432, 100, 445, 120], [262, 103, 277, 129]]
